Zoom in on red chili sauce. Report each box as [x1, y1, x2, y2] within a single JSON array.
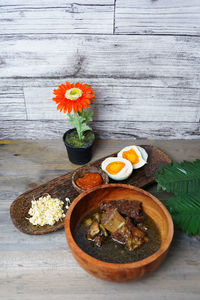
[[75, 172, 103, 190]]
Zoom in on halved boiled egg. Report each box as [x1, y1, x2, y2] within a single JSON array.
[[101, 157, 133, 181], [117, 145, 148, 169]]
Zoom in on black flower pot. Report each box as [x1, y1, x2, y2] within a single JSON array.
[[63, 128, 95, 165]]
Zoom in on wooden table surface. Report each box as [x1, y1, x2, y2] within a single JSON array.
[[0, 139, 200, 300]]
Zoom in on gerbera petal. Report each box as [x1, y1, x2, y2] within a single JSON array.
[[83, 99, 91, 105], [60, 84, 66, 90], [68, 102, 72, 113], [82, 102, 87, 109], [75, 82, 81, 88], [53, 89, 60, 96], [57, 103, 63, 112], [73, 102, 77, 113], [65, 81, 71, 88], [77, 105, 82, 113], [53, 82, 95, 113], [63, 105, 68, 114]]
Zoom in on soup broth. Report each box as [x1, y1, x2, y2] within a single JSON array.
[[74, 208, 161, 264]]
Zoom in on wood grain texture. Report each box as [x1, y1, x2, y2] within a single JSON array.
[[0, 2, 200, 140], [0, 34, 199, 139], [1, 34, 200, 83], [0, 86, 26, 120], [9, 144, 171, 234], [115, 0, 200, 35], [1, 140, 200, 299], [0, 120, 199, 139], [0, 0, 114, 34], [1, 34, 200, 139], [0, 75, 198, 89], [24, 85, 200, 122]]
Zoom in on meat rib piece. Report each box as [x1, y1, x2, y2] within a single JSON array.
[[101, 208, 125, 233], [111, 231, 126, 244], [100, 200, 144, 223], [125, 217, 145, 239], [111, 217, 147, 251], [125, 216, 134, 231], [87, 221, 100, 239]]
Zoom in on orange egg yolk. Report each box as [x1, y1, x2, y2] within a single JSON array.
[[106, 161, 125, 175], [122, 149, 140, 164]]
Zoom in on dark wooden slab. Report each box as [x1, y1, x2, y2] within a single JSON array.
[[10, 145, 171, 235]]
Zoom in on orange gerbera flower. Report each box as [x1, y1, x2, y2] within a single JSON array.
[[53, 82, 95, 113]]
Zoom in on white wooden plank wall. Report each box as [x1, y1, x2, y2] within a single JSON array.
[[1, 0, 114, 34], [0, 0, 199, 139], [115, 0, 200, 35]]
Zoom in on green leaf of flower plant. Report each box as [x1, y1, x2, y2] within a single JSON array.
[[78, 110, 93, 123], [67, 113, 92, 140], [79, 123, 91, 137]]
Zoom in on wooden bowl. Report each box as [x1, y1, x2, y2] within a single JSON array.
[[72, 166, 109, 193], [65, 184, 174, 282]]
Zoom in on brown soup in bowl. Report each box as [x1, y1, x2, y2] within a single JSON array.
[[74, 203, 161, 263], [65, 184, 174, 282]]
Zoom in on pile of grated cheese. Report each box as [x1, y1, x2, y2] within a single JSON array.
[[28, 194, 70, 226]]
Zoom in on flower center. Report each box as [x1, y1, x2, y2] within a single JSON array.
[[65, 88, 83, 101]]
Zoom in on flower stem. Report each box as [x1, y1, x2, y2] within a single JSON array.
[[67, 110, 92, 142]]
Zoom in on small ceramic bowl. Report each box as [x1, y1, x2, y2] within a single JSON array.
[[65, 184, 174, 282], [72, 166, 109, 194]]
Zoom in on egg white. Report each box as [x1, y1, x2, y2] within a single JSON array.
[[101, 157, 133, 181], [117, 145, 148, 169]]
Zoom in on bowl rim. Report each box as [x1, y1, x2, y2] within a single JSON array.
[[65, 183, 174, 269]]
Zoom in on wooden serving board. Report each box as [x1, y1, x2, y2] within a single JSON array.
[[10, 145, 171, 235]]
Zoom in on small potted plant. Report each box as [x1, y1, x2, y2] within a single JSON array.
[[53, 81, 95, 165]]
